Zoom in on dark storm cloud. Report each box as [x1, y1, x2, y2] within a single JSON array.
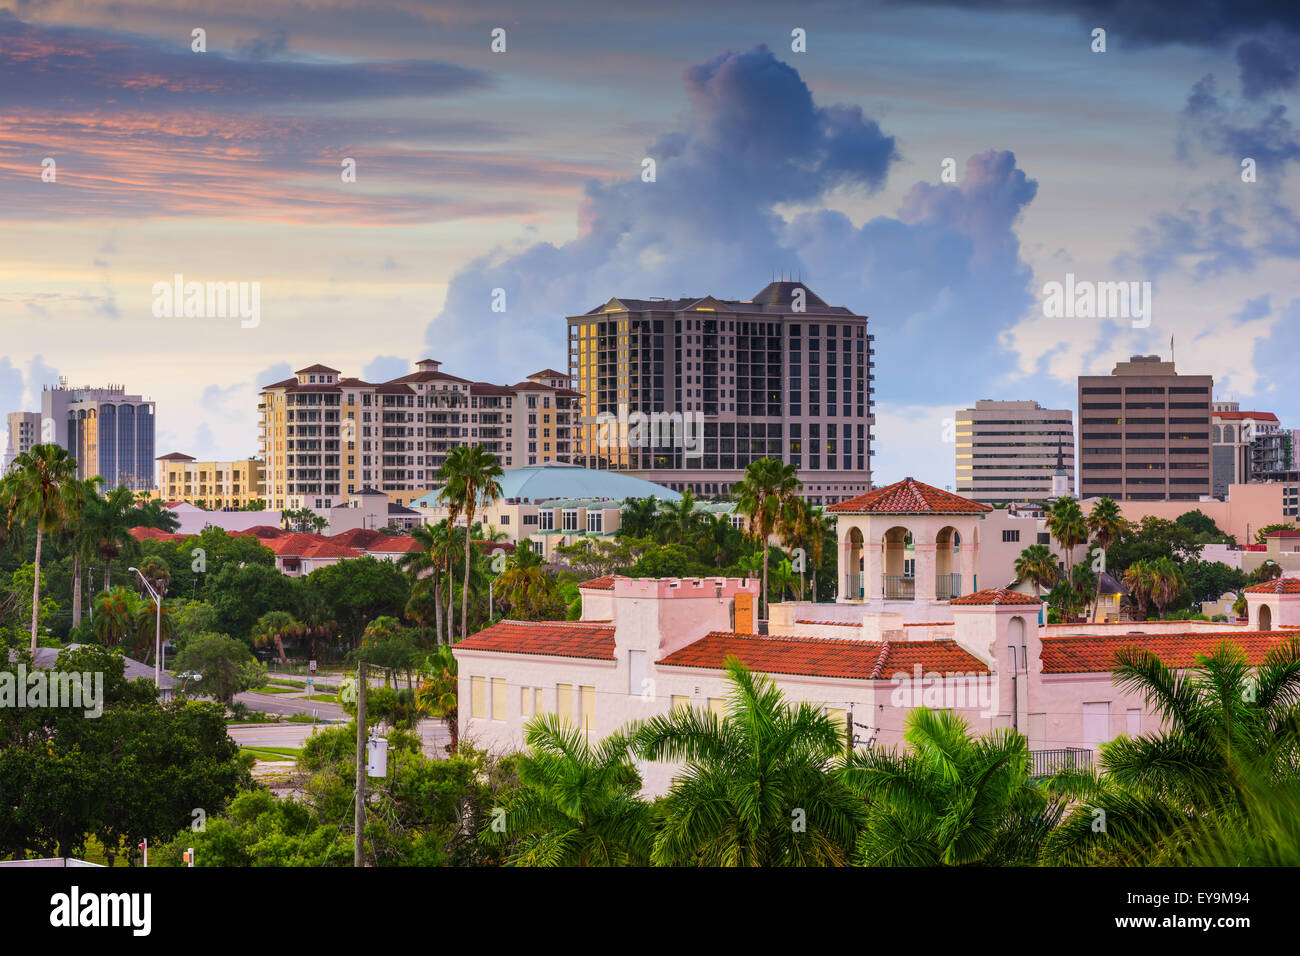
[[0, 11, 489, 109], [891, 0, 1300, 46], [425, 47, 1040, 407]]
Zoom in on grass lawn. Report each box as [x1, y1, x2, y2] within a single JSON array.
[[239, 746, 301, 762], [265, 678, 307, 689], [304, 693, 339, 703], [253, 685, 299, 695]]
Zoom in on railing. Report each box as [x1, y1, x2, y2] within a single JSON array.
[[881, 574, 915, 600], [1030, 747, 1093, 778], [936, 573, 962, 600], [844, 573, 864, 600]]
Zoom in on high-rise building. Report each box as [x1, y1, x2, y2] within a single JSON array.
[[1077, 355, 1212, 502], [3, 411, 41, 471], [40, 380, 156, 491], [954, 400, 1074, 505], [566, 282, 874, 504], [155, 453, 266, 509], [1210, 402, 1286, 493], [259, 360, 579, 511]]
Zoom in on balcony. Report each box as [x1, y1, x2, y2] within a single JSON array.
[[936, 573, 961, 600], [1030, 748, 1093, 779], [881, 575, 915, 600]]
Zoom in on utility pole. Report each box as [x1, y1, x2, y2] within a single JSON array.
[[354, 661, 367, 868]]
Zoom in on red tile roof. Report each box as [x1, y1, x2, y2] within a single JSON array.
[[1264, 528, 1300, 538], [1245, 577, 1300, 593], [951, 587, 1044, 606], [266, 533, 327, 556], [129, 527, 185, 542], [365, 536, 424, 553], [578, 574, 623, 590], [657, 632, 989, 680], [239, 525, 286, 539], [455, 620, 616, 661], [826, 477, 992, 515], [1215, 411, 1279, 422], [328, 528, 388, 548], [1041, 631, 1293, 674], [302, 540, 363, 560]]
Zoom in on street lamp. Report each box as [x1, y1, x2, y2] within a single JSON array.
[[129, 566, 163, 689]]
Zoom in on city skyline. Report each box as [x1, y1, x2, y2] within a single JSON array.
[[3, 2, 1299, 488]]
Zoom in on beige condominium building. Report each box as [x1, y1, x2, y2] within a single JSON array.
[[567, 281, 874, 506], [1077, 354, 1213, 502], [155, 453, 265, 509], [3, 411, 41, 471], [259, 360, 580, 511], [954, 400, 1075, 505]]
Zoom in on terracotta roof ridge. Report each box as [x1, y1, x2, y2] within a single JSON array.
[[703, 629, 884, 649], [497, 618, 613, 628], [869, 640, 891, 680]]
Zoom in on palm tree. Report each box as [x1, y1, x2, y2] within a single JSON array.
[[429, 521, 465, 642], [2, 444, 83, 652], [65, 476, 103, 629], [135, 555, 171, 599], [693, 512, 738, 568], [732, 457, 801, 619], [1045, 638, 1300, 864], [251, 609, 296, 664], [496, 552, 565, 621], [404, 578, 440, 644], [92, 587, 137, 648], [780, 497, 826, 599], [399, 521, 443, 642], [1147, 556, 1183, 619], [415, 645, 460, 753], [1122, 560, 1155, 620], [84, 484, 140, 590], [1046, 496, 1087, 577], [1084, 497, 1127, 620], [659, 488, 700, 544], [845, 708, 1062, 865], [630, 658, 865, 866], [618, 497, 660, 539], [492, 713, 653, 866], [293, 588, 335, 662], [131, 598, 173, 665], [1013, 543, 1058, 598], [132, 498, 180, 532], [438, 446, 504, 642]]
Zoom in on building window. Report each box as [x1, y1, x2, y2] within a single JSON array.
[[492, 678, 507, 721], [587, 511, 603, 533], [1002, 530, 1020, 543], [471, 676, 486, 719], [562, 509, 579, 531], [538, 510, 554, 531], [557, 684, 573, 722]]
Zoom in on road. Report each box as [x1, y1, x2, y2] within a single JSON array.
[[229, 718, 452, 755], [233, 688, 346, 721]]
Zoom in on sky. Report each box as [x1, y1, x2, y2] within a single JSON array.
[[2, 0, 1299, 487]]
